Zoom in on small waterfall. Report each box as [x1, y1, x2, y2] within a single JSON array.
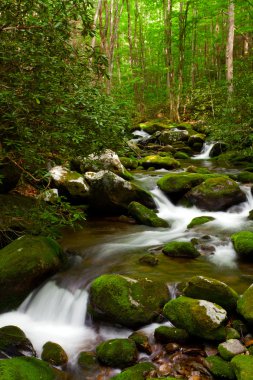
[[130, 130, 151, 143], [193, 142, 215, 159]]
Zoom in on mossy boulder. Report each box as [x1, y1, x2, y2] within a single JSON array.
[[84, 170, 156, 215], [237, 283, 253, 324], [235, 171, 253, 183], [209, 142, 228, 157], [139, 254, 159, 266], [174, 151, 190, 159], [111, 362, 156, 380], [139, 120, 172, 134], [128, 202, 169, 228], [128, 332, 151, 354], [88, 274, 169, 328], [41, 341, 68, 366], [187, 216, 215, 229], [231, 231, 253, 260], [226, 328, 240, 340], [218, 339, 246, 361], [96, 339, 137, 369], [0, 235, 66, 312], [206, 356, 235, 379], [77, 351, 98, 370], [162, 241, 200, 259], [0, 325, 36, 358], [0, 356, 57, 379], [154, 326, 189, 344], [163, 296, 227, 341], [231, 355, 253, 380], [185, 177, 246, 211], [188, 133, 206, 147], [182, 276, 239, 312], [119, 157, 138, 170], [158, 130, 189, 145], [140, 155, 180, 170]]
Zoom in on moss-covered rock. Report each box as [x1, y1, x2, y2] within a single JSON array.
[[163, 296, 227, 341], [237, 283, 253, 324], [206, 355, 235, 379], [162, 241, 200, 259], [182, 276, 239, 312], [218, 339, 246, 361], [111, 362, 156, 380], [41, 341, 68, 366], [231, 231, 253, 261], [0, 325, 36, 358], [139, 254, 159, 266], [0, 235, 66, 312], [209, 142, 228, 157], [119, 157, 138, 170], [96, 339, 137, 369], [0, 356, 56, 379], [185, 177, 246, 211], [188, 133, 206, 147], [174, 151, 190, 159], [128, 202, 169, 228], [231, 354, 253, 380], [232, 320, 248, 336], [77, 351, 98, 370], [226, 328, 240, 340], [187, 216, 215, 229], [128, 332, 151, 354], [248, 210, 253, 220], [154, 326, 189, 344], [140, 155, 180, 170], [139, 120, 173, 134], [84, 170, 156, 215], [88, 274, 169, 328], [236, 171, 253, 183]]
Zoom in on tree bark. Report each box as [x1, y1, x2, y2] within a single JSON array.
[[226, 0, 235, 95]]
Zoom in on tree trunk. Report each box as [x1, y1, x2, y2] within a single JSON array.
[[226, 0, 235, 96]]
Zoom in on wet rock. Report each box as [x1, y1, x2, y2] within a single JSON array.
[[205, 355, 235, 379], [162, 241, 200, 259], [232, 320, 248, 336], [96, 338, 137, 368], [187, 216, 215, 229], [0, 235, 66, 312], [0, 325, 36, 358], [237, 283, 253, 324], [174, 151, 190, 159], [77, 351, 98, 370], [226, 328, 240, 340], [41, 341, 68, 366], [231, 354, 253, 380], [158, 129, 189, 145], [165, 343, 180, 354], [139, 254, 159, 266], [248, 210, 253, 220], [231, 231, 253, 261], [209, 142, 227, 157], [154, 326, 189, 344], [0, 158, 21, 193], [128, 331, 152, 354], [128, 201, 169, 228], [188, 134, 206, 148], [88, 274, 169, 328], [139, 120, 172, 134], [185, 177, 246, 211], [119, 157, 138, 170], [140, 155, 180, 170], [163, 296, 227, 341], [182, 276, 239, 312], [84, 170, 156, 215], [111, 362, 156, 379], [0, 357, 57, 379], [218, 339, 246, 361]]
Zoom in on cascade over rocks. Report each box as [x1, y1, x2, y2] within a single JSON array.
[[88, 274, 169, 328]]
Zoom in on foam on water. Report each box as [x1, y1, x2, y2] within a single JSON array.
[[193, 143, 215, 159]]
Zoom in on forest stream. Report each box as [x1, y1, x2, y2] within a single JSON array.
[[1, 146, 253, 379]]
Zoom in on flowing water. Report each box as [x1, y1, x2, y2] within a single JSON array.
[[193, 142, 215, 159], [1, 158, 253, 377]]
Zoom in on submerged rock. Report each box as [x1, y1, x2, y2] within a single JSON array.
[[96, 338, 137, 369], [77, 351, 98, 370], [162, 241, 200, 259], [140, 155, 180, 170], [237, 283, 253, 325], [163, 296, 227, 341], [0, 235, 66, 312], [0, 356, 57, 379], [111, 362, 156, 380], [185, 177, 246, 211], [41, 341, 68, 366], [139, 254, 159, 266], [88, 274, 169, 328], [206, 355, 235, 380], [128, 331, 152, 354], [231, 231, 253, 260], [128, 201, 169, 228], [182, 276, 239, 312], [0, 325, 36, 358], [84, 170, 156, 215], [218, 339, 246, 361], [154, 326, 189, 344], [231, 354, 253, 380]]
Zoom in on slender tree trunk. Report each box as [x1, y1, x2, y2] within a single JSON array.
[[226, 0, 235, 96]]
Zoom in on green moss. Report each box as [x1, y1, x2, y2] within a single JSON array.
[[141, 155, 180, 170], [96, 339, 137, 369], [232, 320, 248, 336], [154, 326, 189, 344], [237, 284, 253, 324], [111, 362, 156, 380], [139, 254, 159, 266], [128, 332, 151, 354], [182, 276, 239, 312], [139, 120, 173, 134], [157, 173, 207, 197], [231, 231, 253, 260], [41, 341, 68, 366], [218, 340, 246, 361], [0, 325, 36, 357], [174, 151, 189, 159], [88, 274, 169, 328], [162, 241, 200, 259], [0, 357, 56, 380], [119, 157, 138, 170], [187, 216, 215, 229], [77, 351, 98, 370], [231, 355, 253, 380], [128, 202, 169, 228], [0, 235, 66, 312], [206, 356, 235, 379], [163, 296, 227, 341], [226, 328, 240, 340], [236, 171, 253, 183]]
